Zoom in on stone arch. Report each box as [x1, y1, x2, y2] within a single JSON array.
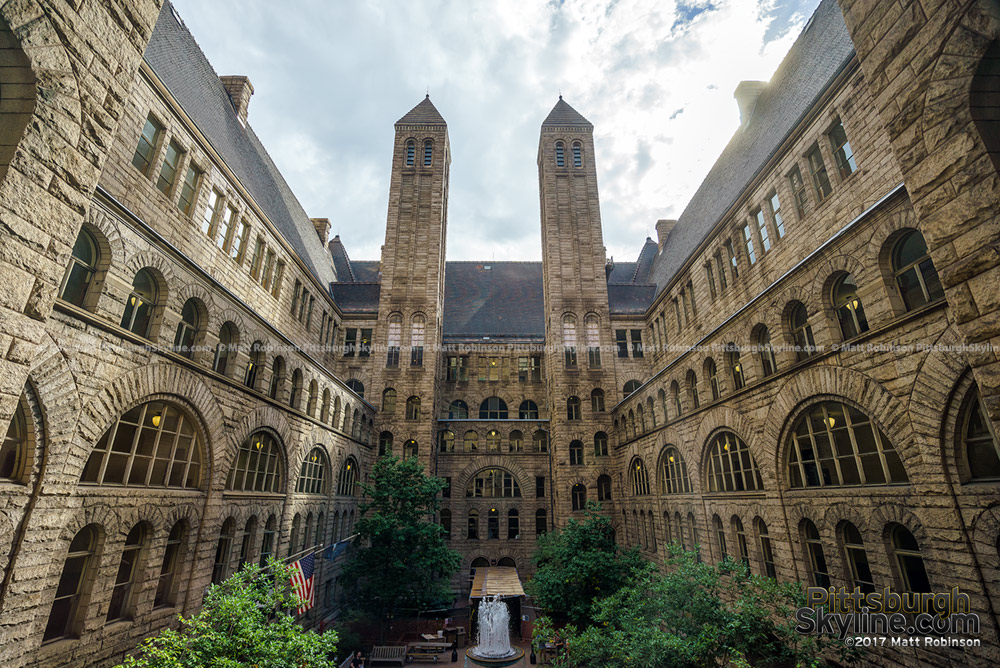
[[454, 456, 532, 496], [122, 251, 177, 295], [25, 333, 79, 471], [763, 365, 921, 489], [227, 404, 295, 488], [173, 281, 216, 321], [690, 404, 763, 488], [84, 207, 127, 270]]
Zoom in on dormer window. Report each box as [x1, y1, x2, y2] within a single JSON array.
[[555, 141, 565, 167], [406, 140, 415, 166], [423, 140, 433, 166], [572, 141, 582, 167]]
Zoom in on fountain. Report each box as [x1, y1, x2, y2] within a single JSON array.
[[465, 595, 525, 667]]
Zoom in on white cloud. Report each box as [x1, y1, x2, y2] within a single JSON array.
[[170, 0, 818, 264]]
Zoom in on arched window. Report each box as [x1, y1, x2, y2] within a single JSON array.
[[480, 396, 508, 420], [686, 370, 700, 410], [892, 230, 943, 311], [518, 400, 538, 419], [713, 515, 727, 561], [732, 516, 749, 566], [567, 396, 581, 420], [832, 273, 869, 339], [288, 514, 301, 557], [226, 432, 282, 493], [297, 447, 328, 494], [439, 509, 451, 539], [637, 404, 646, 432], [623, 380, 641, 397], [107, 523, 146, 621], [438, 430, 455, 453], [555, 140, 565, 167], [59, 227, 99, 308], [321, 388, 331, 423], [597, 474, 612, 500], [81, 400, 202, 489], [536, 508, 548, 535], [405, 139, 415, 166], [726, 343, 745, 390], [209, 321, 238, 375], [212, 518, 235, 584], [569, 440, 584, 466], [688, 513, 701, 561], [173, 298, 201, 358], [289, 369, 304, 409], [533, 430, 549, 452], [332, 396, 342, 428], [382, 388, 397, 414], [467, 510, 479, 539], [571, 483, 586, 510], [659, 446, 691, 494], [403, 439, 418, 458], [801, 520, 830, 587], [406, 396, 421, 420], [423, 139, 433, 166], [155, 521, 186, 607], [447, 399, 469, 419], [789, 301, 816, 360], [757, 327, 777, 377], [706, 431, 763, 492], [960, 386, 1000, 479], [508, 509, 520, 539], [386, 313, 402, 367], [572, 141, 583, 167], [755, 518, 776, 578], [346, 378, 364, 397], [337, 457, 358, 496], [674, 512, 686, 550], [787, 401, 907, 488], [585, 313, 601, 367], [410, 314, 425, 366], [306, 379, 318, 417], [594, 431, 608, 457], [303, 512, 314, 552], [244, 340, 264, 389], [1, 390, 30, 483], [487, 508, 500, 539], [647, 396, 656, 427], [315, 512, 325, 548], [706, 358, 720, 400], [120, 269, 158, 337], [658, 388, 668, 421], [630, 458, 650, 495], [671, 381, 682, 415], [890, 524, 931, 593], [239, 517, 257, 567], [268, 356, 285, 399], [485, 430, 500, 452], [466, 468, 521, 497], [562, 314, 577, 367], [509, 430, 523, 452], [464, 430, 479, 452], [591, 389, 605, 413], [841, 522, 875, 594], [43, 525, 99, 641], [259, 515, 276, 566], [379, 431, 393, 456]]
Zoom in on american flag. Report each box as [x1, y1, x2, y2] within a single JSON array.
[[289, 552, 315, 614]]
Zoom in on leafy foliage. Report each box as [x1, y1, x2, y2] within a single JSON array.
[[340, 455, 460, 627], [115, 560, 338, 668], [525, 502, 648, 626]]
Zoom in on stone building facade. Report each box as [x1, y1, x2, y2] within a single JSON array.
[[1, 0, 1000, 667]]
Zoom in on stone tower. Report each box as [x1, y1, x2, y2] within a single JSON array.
[[374, 96, 450, 467], [537, 98, 618, 526]]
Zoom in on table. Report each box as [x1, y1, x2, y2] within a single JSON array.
[[405, 642, 451, 663]]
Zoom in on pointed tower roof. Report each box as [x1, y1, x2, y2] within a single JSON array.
[[396, 95, 447, 126], [541, 96, 592, 128]]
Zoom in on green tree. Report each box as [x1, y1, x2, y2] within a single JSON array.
[[340, 455, 460, 636], [525, 502, 648, 626], [115, 560, 338, 668]]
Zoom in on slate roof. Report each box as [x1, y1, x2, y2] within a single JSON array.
[[330, 283, 381, 314], [443, 262, 545, 340], [397, 96, 447, 126], [647, 0, 854, 295], [144, 3, 336, 287], [541, 97, 593, 128]]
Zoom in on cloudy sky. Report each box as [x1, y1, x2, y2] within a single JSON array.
[[170, 0, 821, 265]]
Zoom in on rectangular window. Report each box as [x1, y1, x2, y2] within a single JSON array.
[[724, 239, 739, 277], [530, 355, 541, 382], [630, 330, 644, 358], [298, 289, 309, 322], [231, 219, 250, 262], [806, 144, 832, 201], [686, 280, 697, 317], [754, 209, 771, 252], [411, 320, 425, 366], [829, 121, 856, 179], [249, 236, 265, 279], [535, 476, 545, 498], [217, 205, 237, 251], [586, 318, 601, 367], [261, 249, 276, 290], [788, 165, 808, 217], [442, 477, 451, 499], [177, 165, 201, 215], [271, 261, 285, 298], [705, 263, 717, 300], [768, 191, 786, 238], [484, 357, 501, 381], [305, 296, 314, 330], [343, 329, 357, 357], [358, 329, 372, 357], [615, 329, 629, 358], [201, 188, 222, 238], [448, 355, 468, 381], [156, 139, 183, 196], [673, 298, 682, 333], [681, 289, 690, 324], [741, 223, 757, 264], [715, 252, 728, 290], [132, 115, 163, 175]]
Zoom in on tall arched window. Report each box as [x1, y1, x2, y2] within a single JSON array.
[[890, 524, 931, 593], [44, 525, 99, 641], [727, 343, 745, 390], [706, 431, 763, 492], [173, 298, 201, 358], [786, 401, 907, 488], [464, 430, 479, 452], [732, 516, 749, 566], [332, 396, 342, 429], [379, 431, 394, 456], [569, 440, 584, 465], [509, 430, 523, 452], [533, 430, 548, 452], [466, 468, 521, 497], [448, 399, 469, 419], [686, 370, 700, 410], [405, 139, 415, 166], [107, 523, 147, 621], [438, 430, 455, 453], [623, 380, 641, 398], [0, 390, 30, 483], [572, 141, 583, 167], [225, 432, 283, 493], [289, 369, 303, 409], [410, 314, 425, 366], [382, 388, 397, 414], [755, 517, 776, 578], [213, 322, 238, 375], [337, 457, 358, 496], [671, 381, 682, 415], [757, 327, 777, 377], [288, 514, 301, 557], [658, 389, 668, 421], [297, 447, 328, 494], [60, 227, 99, 308], [706, 358, 720, 400], [789, 301, 816, 360], [487, 508, 500, 540], [594, 431, 608, 457], [518, 400, 538, 419], [403, 439, 418, 458], [244, 340, 264, 389], [802, 520, 830, 587], [268, 356, 285, 399], [259, 515, 276, 566], [571, 483, 586, 510], [347, 379, 364, 397], [647, 397, 657, 427], [597, 474, 612, 500], [659, 446, 691, 494], [440, 509, 451, 539], [406, 396, 421, 420], [892, 230, 944, 311], [555, 140, 565, 167], [585, 313, 601, 367], [321, 388, 331, 423], [713, 515, 727, 561], [485, 430, 500, 452], [155, 521, 186, 607], [386, 313, 402, 367], [563, 314, 578, 367], [630, 458, 650, 495], [81, 400, 203, 488], [120, 269, 158, 337], [832, 273, 869, 339], [536, 508, 547, 535], [591, 389, 605, 413], [508, 509, 520, 539], [567, 396, 581, 420], [480, 396, 508, 419], [212, 518, 235, 584], [960, 386, 1000, 479], [306, 379, 318, 416], [841, 522, 875, 594], [467, 510, 479, 539], [423, 139, 433, 166]]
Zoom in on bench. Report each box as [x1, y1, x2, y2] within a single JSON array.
[[368, 645, 406, 667], [405, 642, 452, 663]]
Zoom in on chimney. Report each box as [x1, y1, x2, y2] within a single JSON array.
[[220, 75, 254, 126], [734, 80, 767, 126], [311, 217, 331, 244], [656, 219, 677, 250]]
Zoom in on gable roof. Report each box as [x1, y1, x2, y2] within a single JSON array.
[[144, 3, 336, 287], [397, 95, 447, 126], [647, 0, 854, 296], [541, 97, 593, 128]]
